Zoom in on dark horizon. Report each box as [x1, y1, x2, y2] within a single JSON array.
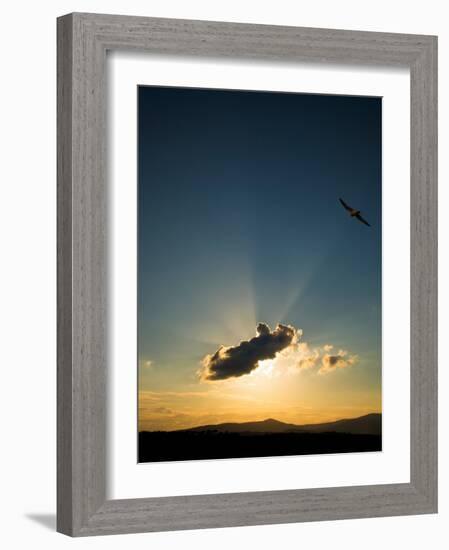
[[140, 412, 381, 434], [139, 411, 382, 463]]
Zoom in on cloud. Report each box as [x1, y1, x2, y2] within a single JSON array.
[[319, 347, 357, 374], [199, 323, 296, 381], [282, 342, 357, 375], [198, 324, 358, 382], [296, 343, 320, 370]]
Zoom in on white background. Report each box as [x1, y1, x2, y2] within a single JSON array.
[[0, 1, 445, 549]]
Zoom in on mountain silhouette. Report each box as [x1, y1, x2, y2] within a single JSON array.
[[183, 413, 381, 435], [297, 413, 381, 434], [138, 413, 382, 462], [185, 417, 300, 433]]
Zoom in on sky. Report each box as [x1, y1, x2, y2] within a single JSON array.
[[138, 85, 382, 431]]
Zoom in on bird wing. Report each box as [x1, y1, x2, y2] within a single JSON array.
[[355, 213, 371, 227], [339, 198, 352, 211]]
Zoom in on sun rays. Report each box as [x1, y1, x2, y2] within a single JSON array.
[[138, 254, 372, 432]]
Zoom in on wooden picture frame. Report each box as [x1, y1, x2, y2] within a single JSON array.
[[57, 12, 437, 536]]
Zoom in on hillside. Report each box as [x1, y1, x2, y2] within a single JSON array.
[[138, 413, 382, 462], [183, 413, 381, 435]]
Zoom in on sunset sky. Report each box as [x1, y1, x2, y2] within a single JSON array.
[[138, 86, 382, 432]]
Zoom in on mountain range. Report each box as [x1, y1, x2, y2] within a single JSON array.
[[182, 413, 381, 435], [139, 413, 382, 462]]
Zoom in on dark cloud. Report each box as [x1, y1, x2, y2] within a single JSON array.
[[200, 323, 296, 381]]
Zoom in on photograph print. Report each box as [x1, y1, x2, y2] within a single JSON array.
[[138, 85, 382, 463]]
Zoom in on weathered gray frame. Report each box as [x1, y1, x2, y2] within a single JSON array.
[[57, 12, 437, 537]]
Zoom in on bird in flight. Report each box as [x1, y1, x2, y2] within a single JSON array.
[[339, 198, 371, 227]]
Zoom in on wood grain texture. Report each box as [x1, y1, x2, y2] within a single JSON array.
[[57, 12, 438, 536], [57, 13, 74, 536], [409, 37, 438, 508]]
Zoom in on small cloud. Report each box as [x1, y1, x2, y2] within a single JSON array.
[[296, 357, 316, 370], [199, 323, 296, 381], [319, 349, 357, 374], [296, 345, 320, 370]]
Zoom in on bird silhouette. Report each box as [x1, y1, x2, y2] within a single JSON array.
[[339, 198, 371, 227]]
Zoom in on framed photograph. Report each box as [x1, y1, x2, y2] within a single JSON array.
[[57, 13, 437, 536]]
